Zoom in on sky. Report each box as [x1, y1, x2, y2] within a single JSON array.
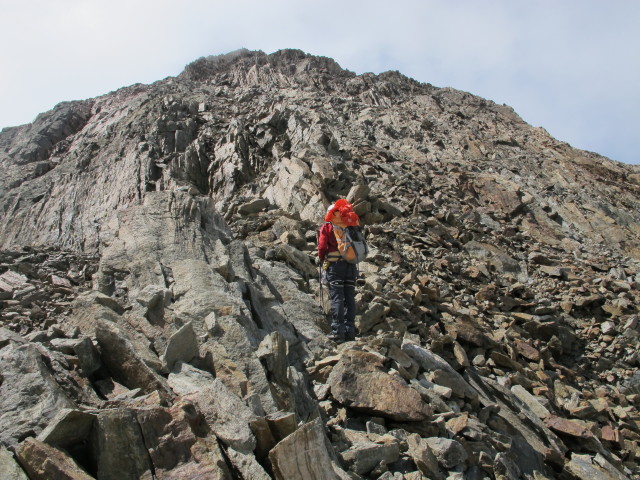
[[1, 0, 639, 165]]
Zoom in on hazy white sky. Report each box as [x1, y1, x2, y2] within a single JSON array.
[[1, 0, 638, 164]]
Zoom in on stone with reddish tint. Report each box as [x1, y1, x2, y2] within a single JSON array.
[[328, 350, 431, 422], [544, 415, 594, 439], [15, 438, 93, 480], [514, 339, 541, 361]]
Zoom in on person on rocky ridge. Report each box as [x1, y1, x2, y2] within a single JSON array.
[[318, 199, 360, 341]]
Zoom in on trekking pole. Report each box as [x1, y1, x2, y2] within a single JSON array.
[[319, 266, 325, 315], [316, 230, 325, 315]]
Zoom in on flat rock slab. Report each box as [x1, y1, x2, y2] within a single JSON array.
[[422, 437, 468, 469], [544, 415, 595, 439], [341, 441, 400, 475], [15, 438, 94, 480], [0, 271, 28, 292], [327, 349, 431, 421], [565, 453, 629, 480], [37, 409, 96, 449]]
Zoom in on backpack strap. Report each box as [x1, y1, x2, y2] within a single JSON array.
[[321, 222, 342, 262]]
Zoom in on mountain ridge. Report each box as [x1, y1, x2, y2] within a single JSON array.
[[0, 49, 639, 479]]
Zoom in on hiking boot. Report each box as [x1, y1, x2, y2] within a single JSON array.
[[328, 332, 345, 342]]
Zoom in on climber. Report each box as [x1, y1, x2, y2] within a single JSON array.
[[317, 199, 361, 342]]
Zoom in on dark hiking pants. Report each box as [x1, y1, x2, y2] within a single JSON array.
[[327, 260, 357, 339]]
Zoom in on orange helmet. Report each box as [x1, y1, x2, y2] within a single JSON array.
[[324, 199, 359, 226]]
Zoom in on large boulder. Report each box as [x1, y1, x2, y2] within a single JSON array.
[[95, 319, 173, 398], [135, 401, 221, 477], [15, 438, 93, 480], [0, 342, 75, 446], [37, 409, 96, 449], [66, 290, 124, 336], [327, 350, 431, 421], [168, 362, 257, 452], [269, 419, 349, 480]]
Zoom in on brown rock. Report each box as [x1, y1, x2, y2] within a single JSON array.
[[328, 350, 431, 421], [574, 294, 605, 309], [50, 274, 73, 288], [599, 425, 622, 444], [266, 411, 298, 442], [136, 401, 206, 473], [514, 339, 540, 361], [452, 341, 470, 368], [15, 438, 93, 480], [544, 415, 595, 439], [446, 412, 469, 436], [406, 434, 443, 480], [187, 437, 233, 479], [490, 351, 524, 372], [444, 314, 496, 348]]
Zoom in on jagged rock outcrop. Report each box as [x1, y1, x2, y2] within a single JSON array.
[[1, 49, 639, 479]]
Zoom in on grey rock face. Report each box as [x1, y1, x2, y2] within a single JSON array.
[[0, 49, 639, 480], [37, 409, 96, 449], [269, 419, 348, 480], [90, 409, 153, 480], [3, 50, 639, 260], [422, 437, 467, 469], [0, 342, 75, 446], [168, 363, 257, 452], [162, 321, 199, 371], [95, 319, 173, 398]]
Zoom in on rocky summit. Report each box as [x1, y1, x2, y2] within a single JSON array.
[[1, 48, 639, 479]]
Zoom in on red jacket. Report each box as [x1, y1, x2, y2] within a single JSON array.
[[318, 222, 338, 261]]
